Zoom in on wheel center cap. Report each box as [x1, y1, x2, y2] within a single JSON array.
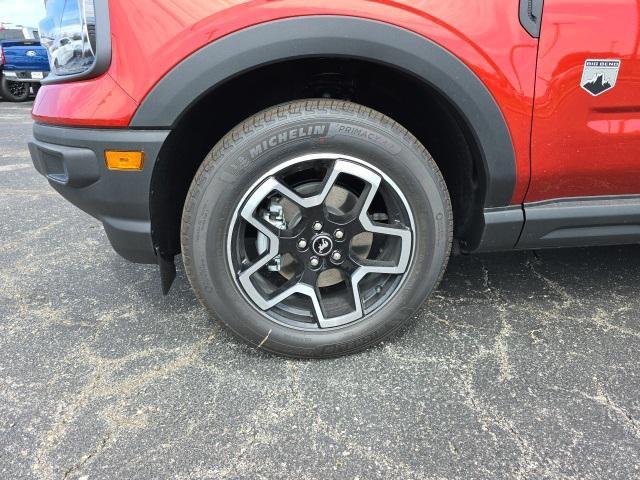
[[311, 234, 333, 256]]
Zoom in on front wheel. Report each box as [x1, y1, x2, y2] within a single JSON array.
[[181, 100, 452, 358], [0, 77, 30, 102]]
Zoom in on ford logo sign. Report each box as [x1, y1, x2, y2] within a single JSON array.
[[26, 50, 37, 57]]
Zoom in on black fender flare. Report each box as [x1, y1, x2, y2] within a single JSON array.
[[131, 16, 516, 208]]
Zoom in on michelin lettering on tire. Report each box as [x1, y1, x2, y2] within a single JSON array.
[[246, 123, 331, 159]]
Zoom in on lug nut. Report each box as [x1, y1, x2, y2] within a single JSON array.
[[312, 221, 323, 232], [331, 250, 343, 262], [310, 256, 320, 268], [297, 239, 308, 250], [334, 229, 344, 240]]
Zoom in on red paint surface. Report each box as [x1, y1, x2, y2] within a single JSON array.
[[33, 0, 539, 203], [32, 73, 137, 127], [527, 0, 640, 202]]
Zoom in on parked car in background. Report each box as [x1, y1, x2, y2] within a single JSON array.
[[29, 0, 640, 357], [0, 26, 49, 101]]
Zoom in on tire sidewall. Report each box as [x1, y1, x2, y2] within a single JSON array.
[[183, 103, 451, 357]]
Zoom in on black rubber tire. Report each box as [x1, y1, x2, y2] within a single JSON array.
[[181, 99, 452, 358], [0, 76, 30, 102]]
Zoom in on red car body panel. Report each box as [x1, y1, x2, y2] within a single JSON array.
[[527, 0, 640, 202], [32, 0, 538, 204], [32, 73, 137, 127]]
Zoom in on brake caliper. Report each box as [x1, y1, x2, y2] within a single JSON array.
[[256, 198, 287, 271]]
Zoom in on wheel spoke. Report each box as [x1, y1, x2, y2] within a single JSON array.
[[241, 271, 331, 329], [354, 167, 412, 275], [254, 278, 314, 311], [270, 163, 335, 208], [342, 223, 411, 325]]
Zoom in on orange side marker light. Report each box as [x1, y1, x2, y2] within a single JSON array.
[[105, 151, 144, 171]]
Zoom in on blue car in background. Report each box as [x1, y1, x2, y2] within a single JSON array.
[[0, 27, 49, 102]]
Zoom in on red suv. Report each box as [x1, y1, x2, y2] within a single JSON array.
[[28, 0, 640, 357]]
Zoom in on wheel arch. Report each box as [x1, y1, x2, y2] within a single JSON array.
[[139, 16, 518, 257]]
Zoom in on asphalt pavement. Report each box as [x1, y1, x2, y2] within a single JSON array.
[[1, 100, 639, 479]]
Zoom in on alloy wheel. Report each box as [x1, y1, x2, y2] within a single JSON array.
[[227, 153, 415, 330]]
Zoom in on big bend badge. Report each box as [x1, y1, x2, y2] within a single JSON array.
[[581, 59, 621, 96]]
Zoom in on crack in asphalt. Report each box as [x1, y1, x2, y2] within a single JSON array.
[[33, 332, 217, 479], [551, 383, 640, 440]]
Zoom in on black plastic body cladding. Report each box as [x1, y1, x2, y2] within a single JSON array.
[[518, 196, 640, 248], [29, 123, 169, 263]]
